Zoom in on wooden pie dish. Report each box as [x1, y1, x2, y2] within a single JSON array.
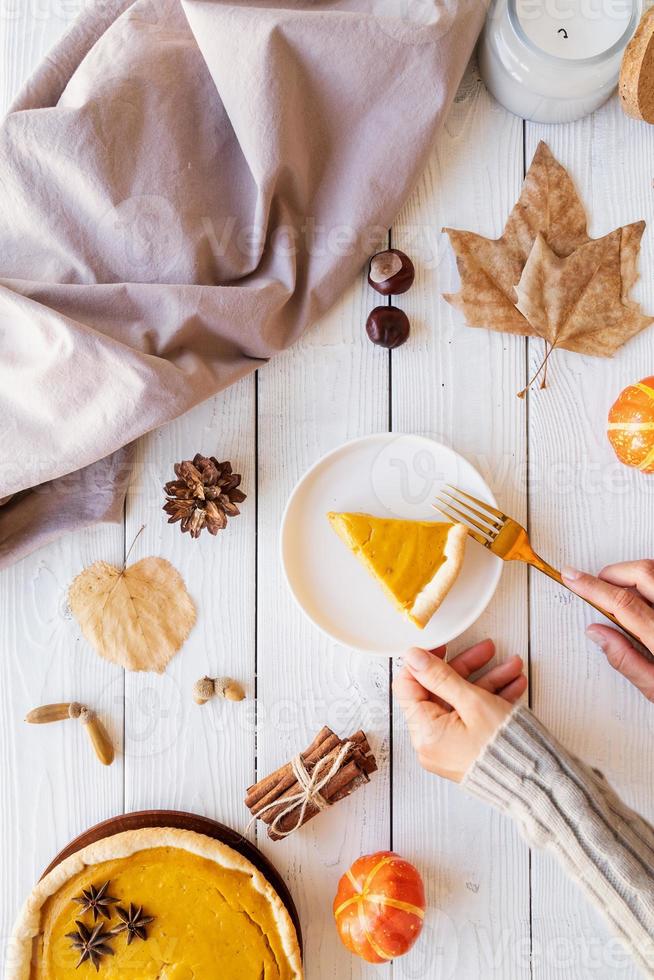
[[39, 808, 303, 955]]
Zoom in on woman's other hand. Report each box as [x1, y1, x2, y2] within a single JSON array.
[[562, 561, 654, 701], [392, 641, 527, 782]]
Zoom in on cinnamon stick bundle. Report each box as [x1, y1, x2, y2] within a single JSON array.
[[245, 726, 377, 840]]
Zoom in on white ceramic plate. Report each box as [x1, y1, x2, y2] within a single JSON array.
[[280, 433, 503, 656]]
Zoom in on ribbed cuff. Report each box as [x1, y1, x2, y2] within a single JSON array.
[[463, 706, 573, 847], [463, 706, 654, 977]]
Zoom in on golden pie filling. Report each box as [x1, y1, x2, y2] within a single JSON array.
[[31, 847, 297, 979], [328, 513, 452, 609]]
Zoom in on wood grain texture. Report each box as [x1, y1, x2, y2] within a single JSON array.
[[2, 8, 654, 980], [525, 103, 654, 980], [391, 60, 531, 980], [0, 3, 75, 113], [256, 278, 391, 980], [123, 380, 257, 830], [0, 526, 125, 960]]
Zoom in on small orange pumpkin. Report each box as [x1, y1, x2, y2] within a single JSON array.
[[607, 376, 654, 472], [333, 851, 425, 963]]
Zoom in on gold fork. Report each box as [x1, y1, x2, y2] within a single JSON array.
[[434, 484, 641, 645]]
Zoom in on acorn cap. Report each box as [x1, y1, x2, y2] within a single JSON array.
[[193, 676, 216, 704]]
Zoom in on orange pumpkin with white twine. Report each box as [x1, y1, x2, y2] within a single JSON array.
[[607, 377, 654, 472], [333, 851, 425, 963]]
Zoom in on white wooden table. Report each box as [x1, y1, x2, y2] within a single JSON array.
[[2, 9, 653, 980]]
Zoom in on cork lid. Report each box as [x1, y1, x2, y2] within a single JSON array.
[[620, 8, 654, 122]]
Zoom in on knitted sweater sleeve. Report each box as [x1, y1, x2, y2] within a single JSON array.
[[463, 706, 654, 977]]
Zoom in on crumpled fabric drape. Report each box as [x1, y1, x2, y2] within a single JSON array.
[[0, 0, 485, 568]]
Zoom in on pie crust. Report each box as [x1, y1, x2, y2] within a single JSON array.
[[7, 827, 303, 980], [409, 522, 467, 627]]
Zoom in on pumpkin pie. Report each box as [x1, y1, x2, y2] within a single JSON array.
[[328, 513, 467, 628], [7, 828, 302, 980]]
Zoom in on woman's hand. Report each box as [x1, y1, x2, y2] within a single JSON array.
[[393, 641, 527, 782], [562, 561, 654, 701]]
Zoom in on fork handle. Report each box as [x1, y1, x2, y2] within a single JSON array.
[[526, 552, 644, 646]]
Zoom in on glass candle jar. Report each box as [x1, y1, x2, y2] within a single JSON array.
[[479, 0, 641, 123]]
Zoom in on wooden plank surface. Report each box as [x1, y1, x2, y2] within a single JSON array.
[[2, 7, 654, 980], [256, 278, 392, 978], [0, 527, 125, 969], [391, 61, 530, 979], [122, 380, 257, 826], [525, 109, 654, 980]]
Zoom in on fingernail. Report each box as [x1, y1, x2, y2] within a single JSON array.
[[586, 627, 607, 650], [562, 565, 581, 581], [404, 647, 433, 671]]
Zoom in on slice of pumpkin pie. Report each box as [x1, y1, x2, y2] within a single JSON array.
[[328, 513, 467, 629]]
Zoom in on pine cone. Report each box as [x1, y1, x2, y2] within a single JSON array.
[[163, 454, 246, 539]]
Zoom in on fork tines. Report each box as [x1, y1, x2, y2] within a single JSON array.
[[432, 485, 505, 548]]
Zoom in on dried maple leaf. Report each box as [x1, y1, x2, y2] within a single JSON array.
[[516, 231, 653, 355], [442, 141, 652, 391], [69, 556, 196, 673], [443, 142, 589, 334], [514, 231, 654, 393]]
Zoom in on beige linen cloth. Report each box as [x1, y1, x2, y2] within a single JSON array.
[[0, 0, 484, 568]]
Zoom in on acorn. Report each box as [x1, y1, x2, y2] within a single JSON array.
[[25, 701, 114, 766], [368, 249, 414, 296], [193, 676, 246, 705]]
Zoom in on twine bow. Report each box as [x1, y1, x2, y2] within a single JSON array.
[[248, 741, 353, 839]]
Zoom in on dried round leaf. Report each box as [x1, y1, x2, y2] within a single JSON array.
[[68, 557, 196, 673]]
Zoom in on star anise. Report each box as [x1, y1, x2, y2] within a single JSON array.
[[111, 903, 155, 944], [65, 920, 115, 971], [72, 881, 118, 922], [163, 454, 246, 539]]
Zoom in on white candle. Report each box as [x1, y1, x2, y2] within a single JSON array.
[[479, 0, 641, 122], [517, 0, 634, 58]]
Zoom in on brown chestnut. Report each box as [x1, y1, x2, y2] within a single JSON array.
[[368, 248, 415, 295], [366, 306, 410, 349]]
